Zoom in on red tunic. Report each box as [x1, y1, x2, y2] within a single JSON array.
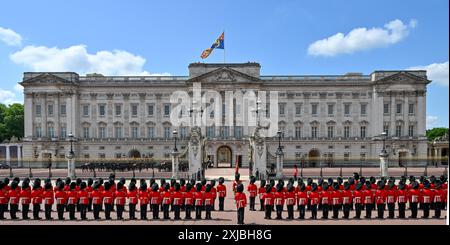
[[138, 190, 149, 205], [115, 190, 127, 205], [274, 192, 285, 206], [102, 190, 114, 204], [433, 189, 445, 203], [341, 190, 352, 204], [217, 184, 227, 198], [20, 189, 31, 205], [31, 189, 43, 204], [258, 187, 265, 200], [67, 190, 78, 205], [42, 190, 54, 205], [232, 180, 242, 192], [285, 191, 296, 206], [78, 190, 89, 205], [86, 186, 93, 199], [363, 189, 373, 204], [408, 189, 421, 203], [375, 189, 386, 204], [386, 189, 397, 204], [204, 192, 214, 206], [261, 192, 274, 206], [235, 192, 247, 208], [149, 190, 161, 205], [353, 190, 363, 204], [397, 189, 407, 203], [127, 189, 138, 205], [297, 190, 308, 206], [247, 183, 257, 198], [194, 191, 204, 206], [8, 189, 20, 205], [308, 191, 320, 205], [161, 191, 172, 205], [91, 190, 103, 205], [211, 187, 217, 199], [172, 191, 184, 205], [55, 190, 67, 205], [331, 190, 342, 205], [183, 191, 194, 206], [320, 190, 331, 205], [0, 188, 9, 204], [421, 189, 433, 204]]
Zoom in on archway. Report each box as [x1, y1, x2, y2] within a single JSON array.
[[128, 149, 141, 159], [216, 145, 232, 168], [308, 149, 320, 167]]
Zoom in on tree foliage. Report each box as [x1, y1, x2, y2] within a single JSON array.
[[0, 103, 24, 142], [426, 127, 448, 141]]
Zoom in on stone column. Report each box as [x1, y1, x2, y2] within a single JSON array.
[[42, 93, 48, 137], [24, 93, 34, 139], [66, 154, 76, 179], [276, 148, 284, 179], [417, 93, 426, 136], [379, 151, 389, 178], [171, 151, 180, 179], [17, 145, 22, 167], [6, 145, 10, 164]]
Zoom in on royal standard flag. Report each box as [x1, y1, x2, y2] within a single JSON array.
[[201, 32, 224, 59]]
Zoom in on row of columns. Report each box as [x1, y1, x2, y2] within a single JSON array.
[[2, 145, 23, 164]]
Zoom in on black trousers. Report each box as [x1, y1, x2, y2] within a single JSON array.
[[219, 197, 225, 211], [22, 204, 30, 219], [116, 204, 124, 219], [322, 204, 329, 219], [387, 203, 395, 218], [10, 204, 18, 219], [298, 205, 305, 219], [287, 205, 294, 219], [355, 203, 362, 218], [332, 204, 340, 219], [410, 202, 418, 218], [88, 198, 92, 212], [68, 204, 76, 220], [140, 204, 147, 220], [343, 204, 350, 219], [276, 205, 283, 219], [398, 203, 406, 218], [422, 203, 430, 218], [151, 204, 159, 219], [105, 203, 112, 220], [205, 205, 212, 219], [237, 207, 245, 224], [44, 204, 52, 220], [0, 204, 6, 219], [434, 202, 442, 218], [365, 203, 373, 218], [80, 204, 87, 220], [265, 205, 272, 218], [376, 203, 385, 219], [129, 204, 136, 219], [163, 204, 170, 219], [310, 204, 317, 219], [93, 204, 101, 219], [195, 205, 202, 219], [249, 197, 256, 210], [260, 199, 265, 211], [174, 205, 181, 219], [57, 204, 65, 220], [185, 205, 192, 219], [33, 204, 41, 219]]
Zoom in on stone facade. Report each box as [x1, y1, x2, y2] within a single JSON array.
[[20, 62, 430, 168]]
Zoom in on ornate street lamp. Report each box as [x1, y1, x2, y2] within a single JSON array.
[[381, 132, 387, 154], [277, 130, 282, 152], [67, 132, 76, 178], [31, 148, 38, 178], [173, 129, 178, 152]]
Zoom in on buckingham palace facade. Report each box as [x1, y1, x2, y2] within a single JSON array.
[[20, 62, 430, 168]]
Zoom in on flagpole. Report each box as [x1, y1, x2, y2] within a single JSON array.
[[223, 29, 225, 64]]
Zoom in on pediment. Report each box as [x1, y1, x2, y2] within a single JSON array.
[[373, 71, 430, 85], [20, 73, 77, 86], [185, 67, 261, 84]]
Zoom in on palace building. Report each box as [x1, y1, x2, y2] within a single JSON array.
[[20, 62, 430, 169]]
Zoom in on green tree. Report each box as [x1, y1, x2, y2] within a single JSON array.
[[0, 103, 24, 142], [426, 127, 449, 141]]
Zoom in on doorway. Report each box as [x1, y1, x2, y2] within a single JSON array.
[[217, 146, 232, 168]]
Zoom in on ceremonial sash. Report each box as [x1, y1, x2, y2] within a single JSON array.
[[387, 196, 395, 203], [411, 195, 419, 203], [434, 196, 442, 203], [423, 196, 430, 203], [264, 198, 272, 206], [173, 198, 182, 205], [68, 197, 76, 205], [397, 196, 406, 203], [321, 197, 329, 205], [275, 198, 283, 206], [21, 197, 31, 204], [44, 197, 53, 205], [342, 197, 350, 204]]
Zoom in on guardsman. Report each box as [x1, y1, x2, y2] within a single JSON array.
[[31, 180, 42, 220], [353, 182, 363, 219], [421, 180, 432, 218], [8, 181, 20, 219], [64, 177, 71, 191], [138, 182, 149, 220], [149, 183, 160, 220], [363, 181, 374, 219], [2, 178, 10, 213], [375, 181, 386, 219], [0, 181, 7, 219], [433, 181, 444, 219], [184, 183, 194, 219], [297, 183, 308, 219], [217, 177, 227, 211], [194, 183, 204, 220], [331, 182, 342, 219], [317, 178, 324, 210], [386, 181, 397, 219], [55, 182, 67, 220], [408, 181, 420, 219], [396, 181, 407, 219], [440, 175, 448, 210], [321, 182, 330, 219], [75, 178, 82, 212], [274, 184, 285, 220], [247, 176, 257, 211], [103, 182, 114, 220], [115, 182, 126, 220], [173, 183, 183, 220], [204, 184, 214, 220], [20, 181, 31, 220], [42, 182, 53, 220], [91, 182, 102, 220], [127, 182, 138, 220], [169, 179, 176, 211], [233, 173, 242, 193], [235, 183, 247, 225], [86, 178, 94, 212], [67, 182, 78, 220], [162, 183, 172, 220], [342, 182, 352, 219], [180, 178, 186, 211], [159, 179, 166, 212], [306, 178, 313, 211], [210, 180, 217, 211], [285, 183, 296, 220], [262, 184, 274, 219], [78, 182, 89, 220], [309, 183, 319, 220], [258, 180, 266, 211]]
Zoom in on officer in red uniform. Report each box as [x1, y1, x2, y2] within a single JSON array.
[[148, 183, 160, 219], [257, 180, 266, 211], [308, 183, 319, 220], [173, 183, 183, 220], [421, 180, 433, 218], [396, 181, 407, 219], [194, 183, 204, 219], [274, 184, 285, 220], [408, 181, 421, 219], [55, 182, 67, 220], [67, 182, 78, 220], [341, 182, 352, 219], [385, 181, 396, 219], [0, 181, 7, 219], [91, 182, 102, 220], [180, 179, 186, 211], [261, 185, 274, 219], [232, 173, 242, 193], [20, 181, 31, 220], [7, 181, 19, 219], [138, 182, 149, 220], [169, 179, 176, 212], [161, 183, 172, 220], [321, 182, 331, 219], [102, 182, 113, 220], [217, 177, 227, 211], [115, 182, 126, 220], [375, 181, 386, 219], [362, 181, 374, 218], [78, 182, 89, 220], [331, 182, 342, 219], [235, 183, 247, 225], [127, 182, 138, 220], [204, 184, 214, 220], [285, 184, 296, 220], [210, 180, 217, 211], [31, 180, 42, 220], [353, 182, 363, 219], [184, 183, 194, 219], [296, 183, 307, 219], [433, 181, 444, 218], [86, 178, 93, 212], [247, 176, 257, 211]]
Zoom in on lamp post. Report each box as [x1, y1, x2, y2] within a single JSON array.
[[275, 130, 284, 179], [379, 132, 389, 178], [173, 129, 178, 152], [67, 132, 76, 178], [172, 129, 179, 179], [31, 148, 38, 178]]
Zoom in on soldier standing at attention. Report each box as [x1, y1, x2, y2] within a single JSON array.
[[20, 181, 31, 220], [285, 183, 296, 220], [115, 182, 126, 220], [433, 181, 444, 219], [235, 183, 247, 225], [149, 183, 161, 220], [396, 181, 407, 219], [162, 183, 172, 220], [67, 182, 78, 220], [184, 183, 194, 219], [262, 185, 274, 219], [331, 182, 342, 219], [258, 180, 266, 211], [172, 183, 183, 220], [352, 182, 363, 219], [247, 176, 257, 211], [204, 184, 214, 220], [210, 180, 217, 211], [194, 183, 204, 220], [127, 182, 138, 220], [0, 181, 7, 220], [386, 181, 397, 219], [138, 182, 149, 220], [103, 182, 113, 220], [78, 182, 89, 220], [86, 178, 94, 212], [308, 183, 319, 220], [233, 173, 242, 194], [421, 180, 432, 218], [217, 177, 227, 211], [363, 181, 374, 219], [341, 182, 352, 219], [274, 184, 285, 220], [296, 183, 308, 219], [408, 181, 421, 219], [31, 180, 43, 220], [375, 181, 386, 219], [42, 182, 54, 220], [320, 182, 330, 220], [55, 182, 67, 220]]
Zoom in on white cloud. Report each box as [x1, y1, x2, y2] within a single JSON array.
[[426, 116, 439, 129], [14, 84, 23, 92], [308, 19, 416, 57], [10, 44, 168, 76], [0, 88, 21, 105], [0, 27, 22, 46], [408, 61, 449, 86]]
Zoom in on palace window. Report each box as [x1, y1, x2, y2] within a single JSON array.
[[60, 127, 66, 139], [384, 103, 389, 114], [60, 104, 66, 116], [48, 104, 54, 116], [147, 127, 155, 138], [35, 125, 42, 138], [279, 103, 286, 116], [383, 125, 389, 136], [82, 105, 89, 117], [35, 104, 41, 116], [360, 126, 366, 138], [328, 104, 334, 116], [408, 125, 414, 137], [327, 126, 334, 138], [131, 127, 139, 138], [47, 126, 55, 138], [295, 126, 302, 139], [396, 103, 402, 114], [83, 127, 90, 139], [99, 104, 106, 117], [207, 126, 215, 138], [99, 127, 106, 139], [360, 104, 367, 116], [295, 104, 302, 116], [234, 126, 243, 138], [115, 127, 122, 138], [395, 125, 402, 137], [164, 104, 170, 117], [311, 104, 318, 116], [164, 126, 171, 139], [344, 126, 350, 138], [408, 103, 415, 115], [344, 104, 351, 116], [148, 104, 154, 116], [311, 126, 318, 138], [115, 104, 122, 116], [131, 104, 138, 117]]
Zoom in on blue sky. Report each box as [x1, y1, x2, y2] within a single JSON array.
[[0, 0, 448, 128]]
